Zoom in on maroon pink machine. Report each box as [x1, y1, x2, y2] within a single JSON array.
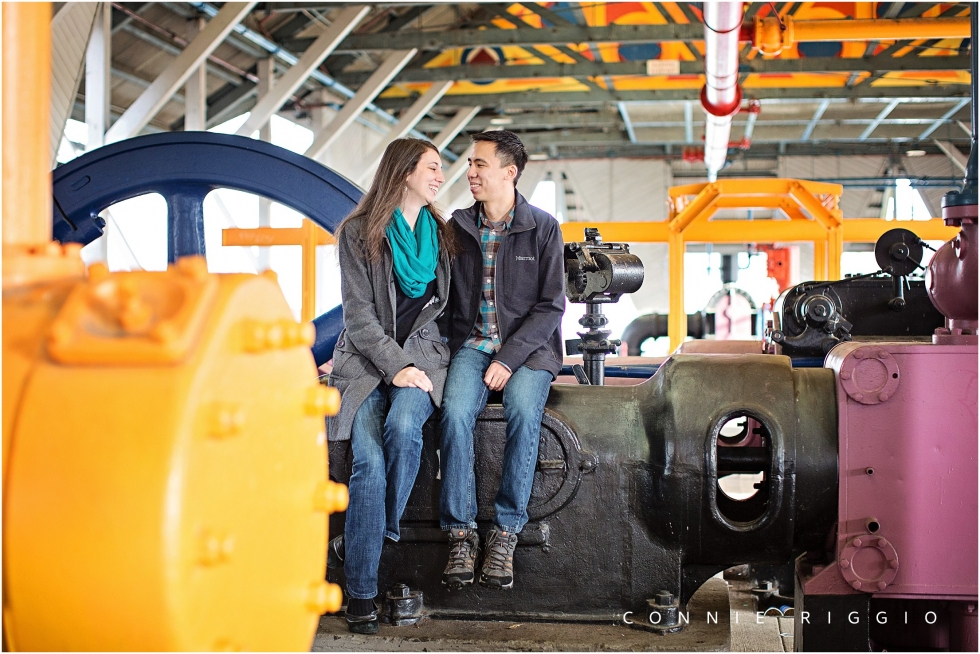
[[794, 104, 978, 653]]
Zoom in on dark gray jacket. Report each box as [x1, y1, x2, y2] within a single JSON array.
[[441, 190, 565, 378], [327, 216, 452, 441]]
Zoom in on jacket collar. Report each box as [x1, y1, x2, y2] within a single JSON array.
[[458, 189, 535, 235]]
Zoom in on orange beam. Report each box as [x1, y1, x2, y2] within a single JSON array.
[[560, 222, 670, 243], [790, 16, 970, 43], [842, 219, 959, 243], [684, 219, 826, 242], [300, 221, 317, 323], [222, 227, 335, 246], [3, 3, 52, 247], [669, 184, 720, 232], [561, 219, 954, 245]]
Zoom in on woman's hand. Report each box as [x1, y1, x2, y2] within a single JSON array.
[[392, 366, 433, 392]]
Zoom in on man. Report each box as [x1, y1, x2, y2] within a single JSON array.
[[438, 131, 565, 590]]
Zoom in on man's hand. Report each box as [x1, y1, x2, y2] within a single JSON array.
[[484, 361, 512, 391], [392, 366, 434, 392]]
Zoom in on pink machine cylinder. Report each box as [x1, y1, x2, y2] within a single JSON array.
[[701, 2, 744, 180], [797, 167, 978, 648]]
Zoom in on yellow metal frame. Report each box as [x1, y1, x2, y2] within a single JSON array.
[[558, 178, 958, 351], [222, 224, 336, 323]]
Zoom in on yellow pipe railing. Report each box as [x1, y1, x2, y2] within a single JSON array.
[[754, 15, 971, 55], [563, 178, 959, 351], [222, 223, 335, 322], [559, 218, 958, 245]]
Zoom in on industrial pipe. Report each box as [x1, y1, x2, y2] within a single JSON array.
[[701, 2, 743, 181], [752, 15, 971, 56]]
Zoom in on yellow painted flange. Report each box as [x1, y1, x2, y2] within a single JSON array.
[[3, 257, 343, 651]]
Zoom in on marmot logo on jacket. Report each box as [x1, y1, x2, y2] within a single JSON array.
[[515, 255, 535, 261]]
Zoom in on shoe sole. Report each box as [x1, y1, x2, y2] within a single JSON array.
[[346, 620, 379, 635], [479, 576, 513, 590], [442, 577, 475, 589]]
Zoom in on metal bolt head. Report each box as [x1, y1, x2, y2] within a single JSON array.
[[391, 583, 411, 598], [853, 538, 863, 547], [655, 590, 674, 606]]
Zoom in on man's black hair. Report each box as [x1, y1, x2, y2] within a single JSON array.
[[471, 130, 528, 185]]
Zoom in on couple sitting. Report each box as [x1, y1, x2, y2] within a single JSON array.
[[327, 130, 565, 634]]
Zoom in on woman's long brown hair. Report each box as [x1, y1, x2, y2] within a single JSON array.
[[336, 138, 457, 262]]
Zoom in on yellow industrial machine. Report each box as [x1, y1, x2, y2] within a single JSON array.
[[2, 3, 346, 650]]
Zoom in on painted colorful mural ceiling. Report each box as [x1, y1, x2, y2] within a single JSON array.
[[379, 2, 969, 98]]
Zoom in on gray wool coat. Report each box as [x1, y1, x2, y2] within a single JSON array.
[[327, 215, 451, 442]]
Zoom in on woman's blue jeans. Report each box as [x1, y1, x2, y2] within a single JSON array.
[[438, 347, 552, 535], [344, 383, 434, 599]]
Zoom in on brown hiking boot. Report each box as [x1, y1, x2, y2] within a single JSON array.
[[443, 528, 480, 588], [479, 527, 518, 589]]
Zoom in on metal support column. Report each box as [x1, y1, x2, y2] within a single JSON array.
[[183, 17, 208, 131], [256, 57, 274, 271], [85, 2, 112, 263]]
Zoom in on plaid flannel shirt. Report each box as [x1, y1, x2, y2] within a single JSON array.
[[462, 205, 516, 362]]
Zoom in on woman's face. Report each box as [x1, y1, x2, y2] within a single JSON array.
[[404, 148, 445, 206]]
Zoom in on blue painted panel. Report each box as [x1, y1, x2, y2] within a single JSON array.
[[618, 43, 662, 61], [798, 41, 842, 58]]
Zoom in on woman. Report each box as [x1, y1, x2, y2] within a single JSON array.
[[327, 138, 454, 634]]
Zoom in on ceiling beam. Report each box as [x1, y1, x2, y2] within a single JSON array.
[[932, 140, 969, 174], [337, 55, 970, 85], [801, 99, 830, 140], [377, 86, 968, 110], [859, 99, 902, 140], [105, 2, 255, 143], [355, 80, 453, 185], [305, 49, 418, 161], [505, 140, 963, 161], [235, 5, 370, 137], [919, 97, 972, 139], [331, 22, 704, 52], [430, 106, 482, 151]]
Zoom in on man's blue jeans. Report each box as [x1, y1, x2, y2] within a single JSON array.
[[439, 347, 552, 535], [345, 384, 434, 599]]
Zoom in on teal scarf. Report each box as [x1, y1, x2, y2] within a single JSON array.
[[386, 206, 438, 298]]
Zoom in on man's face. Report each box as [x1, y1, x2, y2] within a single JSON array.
[[467, 141, 517, 204]]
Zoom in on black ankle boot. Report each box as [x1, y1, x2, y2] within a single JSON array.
[[345, 597, 379, 635]]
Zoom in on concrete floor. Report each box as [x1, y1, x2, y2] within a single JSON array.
[[313, 577, 794, 652]]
